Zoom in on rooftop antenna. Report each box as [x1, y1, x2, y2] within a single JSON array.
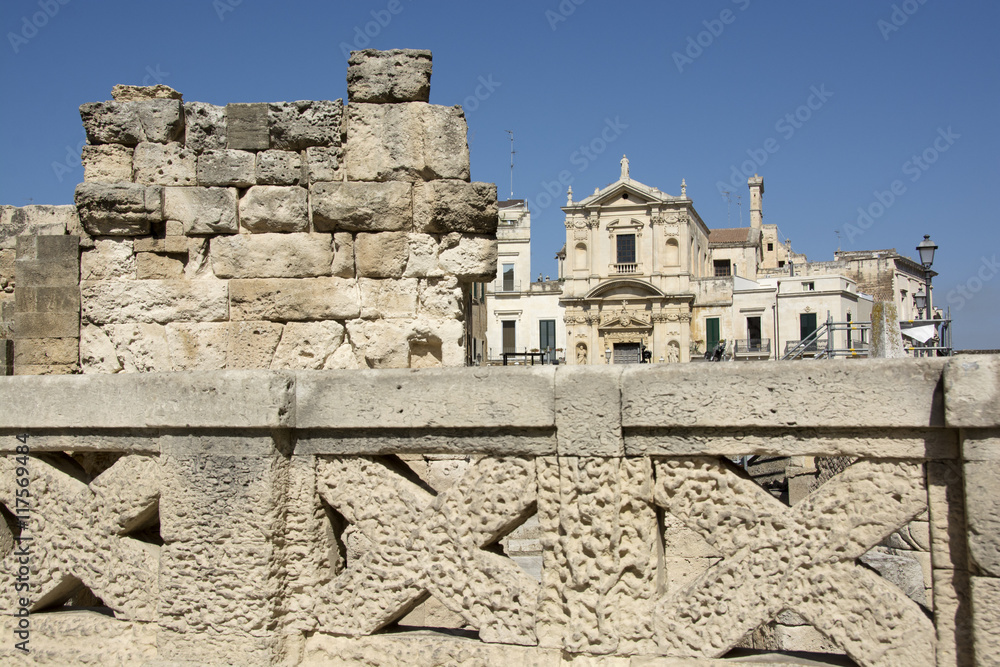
[[505, 130, 515, 199], [736, 194, 743, 226], [720, 190, 732, 225], [835, 230, 841, 252]]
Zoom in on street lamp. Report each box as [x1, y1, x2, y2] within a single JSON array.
[[914, 287, 927, 320], [605, 347, 612, 364], [916, 235, 937, 316]]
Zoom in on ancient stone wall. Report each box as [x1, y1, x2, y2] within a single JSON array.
[[0, 49, 497, 374], [0, 357, 997, 666]]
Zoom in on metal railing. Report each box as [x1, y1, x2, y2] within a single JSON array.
[[734, 339, 771, 355], [488, 280, 521, 293], [780, 312, 953, 360]]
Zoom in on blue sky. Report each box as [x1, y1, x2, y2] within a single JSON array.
[[1, 0, 997, 348]]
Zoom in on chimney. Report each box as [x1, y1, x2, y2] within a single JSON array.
[[748, 174, 764, 229]]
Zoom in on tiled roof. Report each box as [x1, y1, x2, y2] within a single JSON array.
[[709, 227, 753, 245]]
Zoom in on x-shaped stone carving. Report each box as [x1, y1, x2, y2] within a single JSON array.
[[0, 454, 160, 621], [315, 456, 538, 645], [653, 457, 935, 667]]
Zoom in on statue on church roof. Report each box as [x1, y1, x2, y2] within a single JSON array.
[[620, 155, 630, 180]]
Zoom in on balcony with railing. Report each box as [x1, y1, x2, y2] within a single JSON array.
[[733, 338, 771, 358], [610, 263, 640, 275]]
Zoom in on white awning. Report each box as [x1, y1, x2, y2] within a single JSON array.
[[901, 324, 937, 343]]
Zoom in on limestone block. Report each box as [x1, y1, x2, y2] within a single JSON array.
[[12, 337, 78, 366], [927, 461, 968, 570], [301, 633, 559, 667], [438, 233, 497, 280], [157, 433, 287, 663], [210, 233, 334, 279], [136, 251, 185, 279], [347, 49, 433, 103], [355, 231, 409, 278], [1, 206, 68, 250], [946, 355, 1000, 427], [311, 181, 413, 232], [414, 180, 498, 233], [0, 610, 157, 665], [12, 311, 78, 339], [305, 145, 341, 183], [555, 365, 624, 457], [79, 101, 143, 145], [0, 371, 294, 428], [359, 278, 418, 319], [196, 148, 256, 187], [0, 249, 13, 289], [270, 321, 346, 370], [663, 557, 720, 596], [239, 185, 308, 233], [331, 232, 355, 278], [81, 279, 228, 324], [964, 433, 1000, 461], [965, 460, 1000, 577], [112, 83, 182, 101], [184, 237, 213, 280], [226, 102, 269, 150], [80, 324, 124, 373], [859, 548, 928, 607], [268, 99, 342, 150], [184, 101, 227, 153], [296, 365, 555, 428], [165, 322, 229, 371], [345, 103, 470, 182], [133, 236, 188, 254], [536, 457, 658, 655], [108, 323, 170, 373], [255, 149, 302, 185], [132, 141, 196, 186], [81, 144, 134, 183], [75, 183, 163, 236], [773, 624, 842, 653], [622, 357, 947, 429], [163, 186, 238, 235], [132, 99, 184, 143], [12, 362, 77, 375], [973, 577, 1000, 666], [15, 285, 80, 314], [934, 568, 975, 667], [418, 276, 463, 319], [227, 321, 284, 369], [403, 233, 443, 278], [229, 277, 360, 321]]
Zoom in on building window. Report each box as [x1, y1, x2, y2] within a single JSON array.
[[746, 316, 762, 347], [767, 243, 774, 252], [713, 260, 731, 277], [616, 234, 636, 265], [706, 317, 720, 352], [539, 320, 556, 362], [778, 261, 786, 268], [502, 263, 514, 291], [502, 320, 516, 354], [803, 282, 815, 291]]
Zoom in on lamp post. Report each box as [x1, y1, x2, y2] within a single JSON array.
[[914, 287, 927, 320], [916, 235, 937, 317], [605, 347, 612, 364]]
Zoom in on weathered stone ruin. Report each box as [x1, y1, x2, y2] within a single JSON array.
[[1, 48, 497, 376], [1, 50, 998, 667]]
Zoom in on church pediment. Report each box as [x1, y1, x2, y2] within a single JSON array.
[[599, 300, 653, 330]]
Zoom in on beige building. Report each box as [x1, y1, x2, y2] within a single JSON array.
[[485, 200, 565, 363]]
